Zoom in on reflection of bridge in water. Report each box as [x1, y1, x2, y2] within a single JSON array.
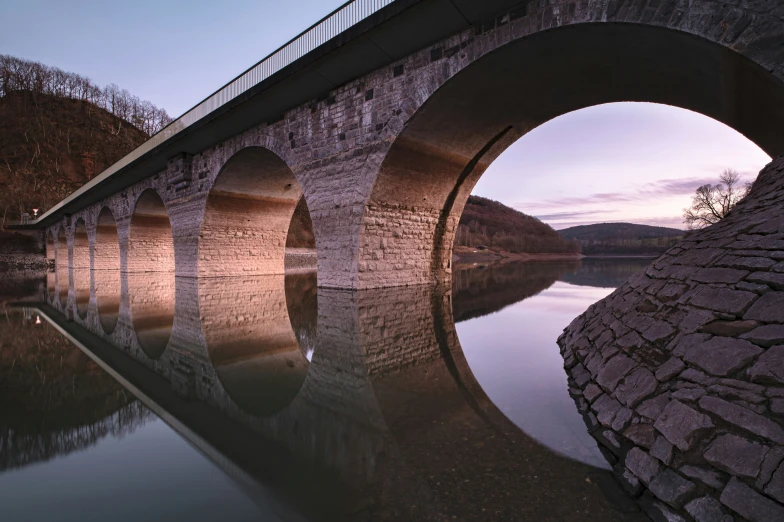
[[25, 267, 642, 521]]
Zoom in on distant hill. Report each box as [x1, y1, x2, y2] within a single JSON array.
[[456, 195, 580, 254], [559, 222, 685, 256]]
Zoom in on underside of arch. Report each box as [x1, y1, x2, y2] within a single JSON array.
[[361, 22, 784, 288], [95, 207, 120, 334], [56, 227, 68, 302], [199, 147, 305, 277]]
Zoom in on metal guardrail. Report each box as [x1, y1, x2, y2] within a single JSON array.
[[32, 0, 396, 226]]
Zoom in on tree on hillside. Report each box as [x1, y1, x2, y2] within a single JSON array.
[[683, 169, 751, 230]]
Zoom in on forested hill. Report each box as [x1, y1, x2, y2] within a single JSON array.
[[456, 195, 580, 254], [0, 55, 172, 227], [559, 222, 685, 256]]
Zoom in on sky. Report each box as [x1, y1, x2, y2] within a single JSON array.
[[1, 1, 771, 230]]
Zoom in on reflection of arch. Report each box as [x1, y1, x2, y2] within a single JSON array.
[[360, 23, 784, 288], [94, 208, 120, 334], [72, 218, 90, 319], [56, 227, 68, 303], [199, 147, 305, 277], [201, 275, 311, 416], [129, 190, 175, 358]]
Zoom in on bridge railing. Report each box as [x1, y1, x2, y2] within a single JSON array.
[[34, 0, 396, 225]]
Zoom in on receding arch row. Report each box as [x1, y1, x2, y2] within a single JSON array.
[[358, 21, 784, 288]]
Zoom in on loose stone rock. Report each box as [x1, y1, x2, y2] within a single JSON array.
[[583, 383, 603, 403], [592, 393, 623, 427], [624, 423, 657, 449], [571, 363, 591, 387], [679, 465, 726, 490], [654, 400, 714, 451], [626, 447, 661, 485], [616, 367, 658, 407], [683, 337, 763, 376], [612, 407, 633, 431], [742, 325, 784, 347], [672, 333, 712, 358], [650, 436, 674, 465], [700, 319, 759, 337], [649, 469, 696, 508], [748, 345, 784, 385], [692, 267, 749, 284], [720, 477, 784, 522], [597, 353, 637, 391], [689, 287, 757, 315], [704, 433, 769, 478], [656, 357, 686, 382], [684, 496, 732, 522], [638, 393, 671, 420], [745, 291, 784, 323], [699, 396, 784, 444]]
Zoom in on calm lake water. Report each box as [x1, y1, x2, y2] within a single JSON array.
[[0, 258, 653, 521]]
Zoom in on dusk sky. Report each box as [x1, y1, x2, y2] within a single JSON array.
[[1, 0, 771, 230]]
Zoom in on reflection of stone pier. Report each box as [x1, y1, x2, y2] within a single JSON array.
[[559, 156, 784, 521]]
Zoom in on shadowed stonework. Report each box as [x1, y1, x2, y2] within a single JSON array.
[[559, 154, 784, 521]]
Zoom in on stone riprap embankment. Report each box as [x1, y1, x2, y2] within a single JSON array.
[[558, 154, 784, 522]]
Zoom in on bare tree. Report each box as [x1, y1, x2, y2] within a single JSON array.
[[683, 169, 752, 230]]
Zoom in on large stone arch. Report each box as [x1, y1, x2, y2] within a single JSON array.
[[198, 145, 308, 277], [128, 189, 175, 360], [72, 217, 90, 318], [357, 16, 784, 288], [94, 207, 121, 334]]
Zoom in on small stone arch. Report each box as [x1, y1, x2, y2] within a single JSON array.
[[128, 189, 175, 359], [199, 145, 311, 277], [72, 217, 90, 319], [94, 207, 120, 334]]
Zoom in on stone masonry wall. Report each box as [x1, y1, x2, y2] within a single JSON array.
[[558, 154, 784, 522]]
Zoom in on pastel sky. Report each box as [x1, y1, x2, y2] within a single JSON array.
[[1, 1, 771, 230]]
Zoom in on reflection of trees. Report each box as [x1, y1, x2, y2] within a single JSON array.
[[285, 271, 318, 357], [0, 311, 154, 471], [558, 258, 652, 288], [452, 261, 581, 322]]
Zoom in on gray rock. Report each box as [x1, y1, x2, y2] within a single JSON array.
[[690, 287, 758, 315], [625, 447, 661, 484], [742, 325, 784, 347], [659, 283, 688, 302], [685, 496, 733, 522], [672, 387, 707, 402], [617, 330, 643, 350], [617, 464, 643, 496], [656, 357, 686, 382], [672, 333, 712, 358], [700, 319, 759, 337], [597, 353, 637, 392], [736, 281, 771, 295], [638, 393, 671, 420], [745, 291, 784, 323], [624, 423, 657, 449], [757, 447, 784, 489], [771, 398, 784, 414], [654, 400, 714, 451], [707, 384, 766, 404], [683, 336, 763, 376], [583, 383, 603, 403], [699, 395, 784, 444], [571, 363, 591, 387], [718, 255, 776, 270], [717, 378, 766, 393], [649, 469, 696, 508], [765, 461, 784, 503], [616, 367, 659, 407], [643, 321, 676, 343], [650, 436, 674, 465], [720, 476, 784, 522], [679, 465, 726, 490], [704, 433, 769, 478], [692, 267, 749, 284], [680, 368, 716, 385], [612, 407, 633, 431], [592, 393, 623, 427], [747, 271, 784, 290], [748, 345, 784, 385]]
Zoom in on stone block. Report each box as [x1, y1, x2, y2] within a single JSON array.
[[689, 287, 757, 315], [704, 433, 769, 478], [625, 447, 661, 485], [692, 267, 749, 284], [745, 292, 784, 322], [597, 353, 637, 392], [757, 447, 784, 489], [616, 367, 658, 407], [679, 465, 726, 490], [624, 423, 656, 449], [583, 383, 603, 403], [654, 400, 714, 451], [747, 272, 784, 290], [765, 461, 784, 503], [650, 436, 674, 465], [720, 477, 784, 522], [684, 496, 732, 522], [699, 396, 784, 444], [683, 336, 763, 376], [742, 325, 784, 347], [672, 387, 707, 402], [656, 357, 686, 382], [592, 393, 623, 427], [700, 319, 759, 337], [649, 469, 696, 508], [748, 345, 784, 385], [671, 333, 711, 358], [638, 393, 671, 421]]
